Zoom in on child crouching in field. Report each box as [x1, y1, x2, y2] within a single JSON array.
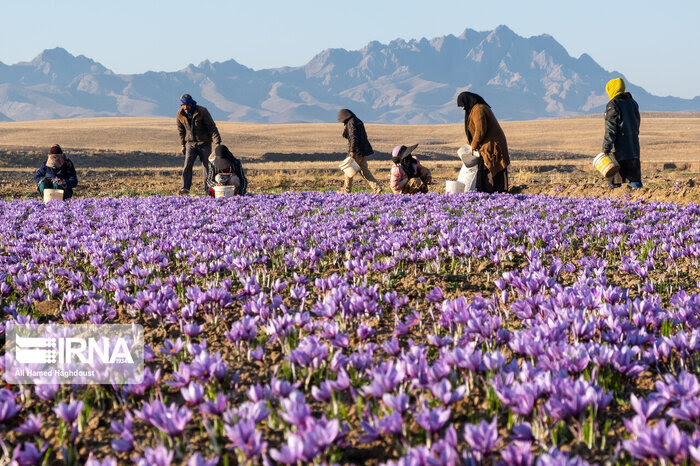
[[205, 145, 248, 196], [33, 144, 78, 200], [389, 144, 432, 194]]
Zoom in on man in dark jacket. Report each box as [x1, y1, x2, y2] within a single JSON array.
[[33, 144, 78, 200], [602, 78, 642, 188], [337, 109, 382, 194], [177, 94, 222, 194]]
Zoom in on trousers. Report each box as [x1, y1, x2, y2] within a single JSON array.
[[182, 143, 212, 192]]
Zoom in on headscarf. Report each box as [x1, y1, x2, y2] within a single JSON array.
[[337, 108, 354, 123], [392, 144, 418, 178], [605, 78, 626, 100], [180, 94, 197, 114], [457, 92, 490, 143], [212, 145, 235, 172], [338, 109, 356, 140]]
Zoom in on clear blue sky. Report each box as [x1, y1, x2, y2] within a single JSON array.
[[1, 0, 698, 98]]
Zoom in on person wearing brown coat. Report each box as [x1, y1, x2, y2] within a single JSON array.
[[457, 92, 510, 193], [177, 94, 222, 194]]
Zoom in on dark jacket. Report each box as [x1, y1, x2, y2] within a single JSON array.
[[33, 159, 78, 188], [602, 93, 640, 161], [205, 147, 248, 195], [177, 105, 222, 147], [342, 113, 374, 157], [467, 104, 509, 176]]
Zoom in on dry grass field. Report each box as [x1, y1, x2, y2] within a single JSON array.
[[0, 114, 699, 203]]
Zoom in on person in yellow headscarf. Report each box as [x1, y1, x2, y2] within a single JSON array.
[[602, 78, 642, 188]]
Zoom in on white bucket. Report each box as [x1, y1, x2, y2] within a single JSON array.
[[43, 189, 64, 203], [339, 157, 361, 178], [213, 186, 235, 198], [445, 180, 465, 194]]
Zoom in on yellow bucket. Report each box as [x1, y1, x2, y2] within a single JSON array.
[[592, 152, 620, 177]]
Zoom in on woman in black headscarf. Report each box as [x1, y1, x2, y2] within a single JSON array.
[[205, 145, 248, 196], [457, 92, 510, 193]]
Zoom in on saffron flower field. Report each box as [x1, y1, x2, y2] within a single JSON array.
[[1, 191, 700, 465]]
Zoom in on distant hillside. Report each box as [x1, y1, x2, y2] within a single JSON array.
[[0, 26, 698, 123]]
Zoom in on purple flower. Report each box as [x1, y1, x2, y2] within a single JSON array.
[[15, 414, 42, 435], [134, 401, 192, 436], [311, 381, 332, 402], [357, 324, 376, 340], [181, 382, 205, 405], [667, 398, 700, 423], [183, 323, 203, 337], [536, 447, 589, 466], [11, 442, 47, 466], [426, 286, 444, 303], [200, 392, 228, 416], [52, 399, 83, 425], [415, 406, 451, 433], [269, 434, 304, 464], [186, 453, 219, 466], [501, 441, 533, 466], [430, 379, 466, 406], [279, 391, 311, 427], [133, 445, 174, 466], [655, 371, 700, 402], [382, 390, 410, 414], [0, 398, 21, 423], [630, 393, 667, 420], [464, 417, 499, 458], [225, 419, 267, 458], [84, 454, 118, 466], [160, 337, 185, 356], [623, 419, 689, 462]]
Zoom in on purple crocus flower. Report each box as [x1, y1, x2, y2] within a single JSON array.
[[623, 419, 689, 462], [629, 393, 667, 420], [186, 453, 219, 466], [133, 444, 174, 466], [415, 406, 451, 433], [311, 381, 332, 402], [667, 398, 700, 423], [52, 399, 83, 425], [135, 401, 192, 436], [500, 441, 533, 466], [84, 454, 118, 466], [464, 417, 499, 459], [110, 412, 134, 453], [430, 379, 466, 406], [200, 393, 228, 416], [269, 434, 304, 464], [11, 442, 47, 466], [160, 337, 185, 356], [15, 413, 42, 435], [426, 286, 444, 303], [183, 323, 203, 337], [225, 419, 267, 459], [279, 391, 311, 427], [181, 382, 205, 405], [0, 398, 21, 423], [382, 390, 410, 414], [536, 447, 590, 466]]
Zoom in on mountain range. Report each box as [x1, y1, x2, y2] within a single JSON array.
[[0, 25, 698, 123]]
